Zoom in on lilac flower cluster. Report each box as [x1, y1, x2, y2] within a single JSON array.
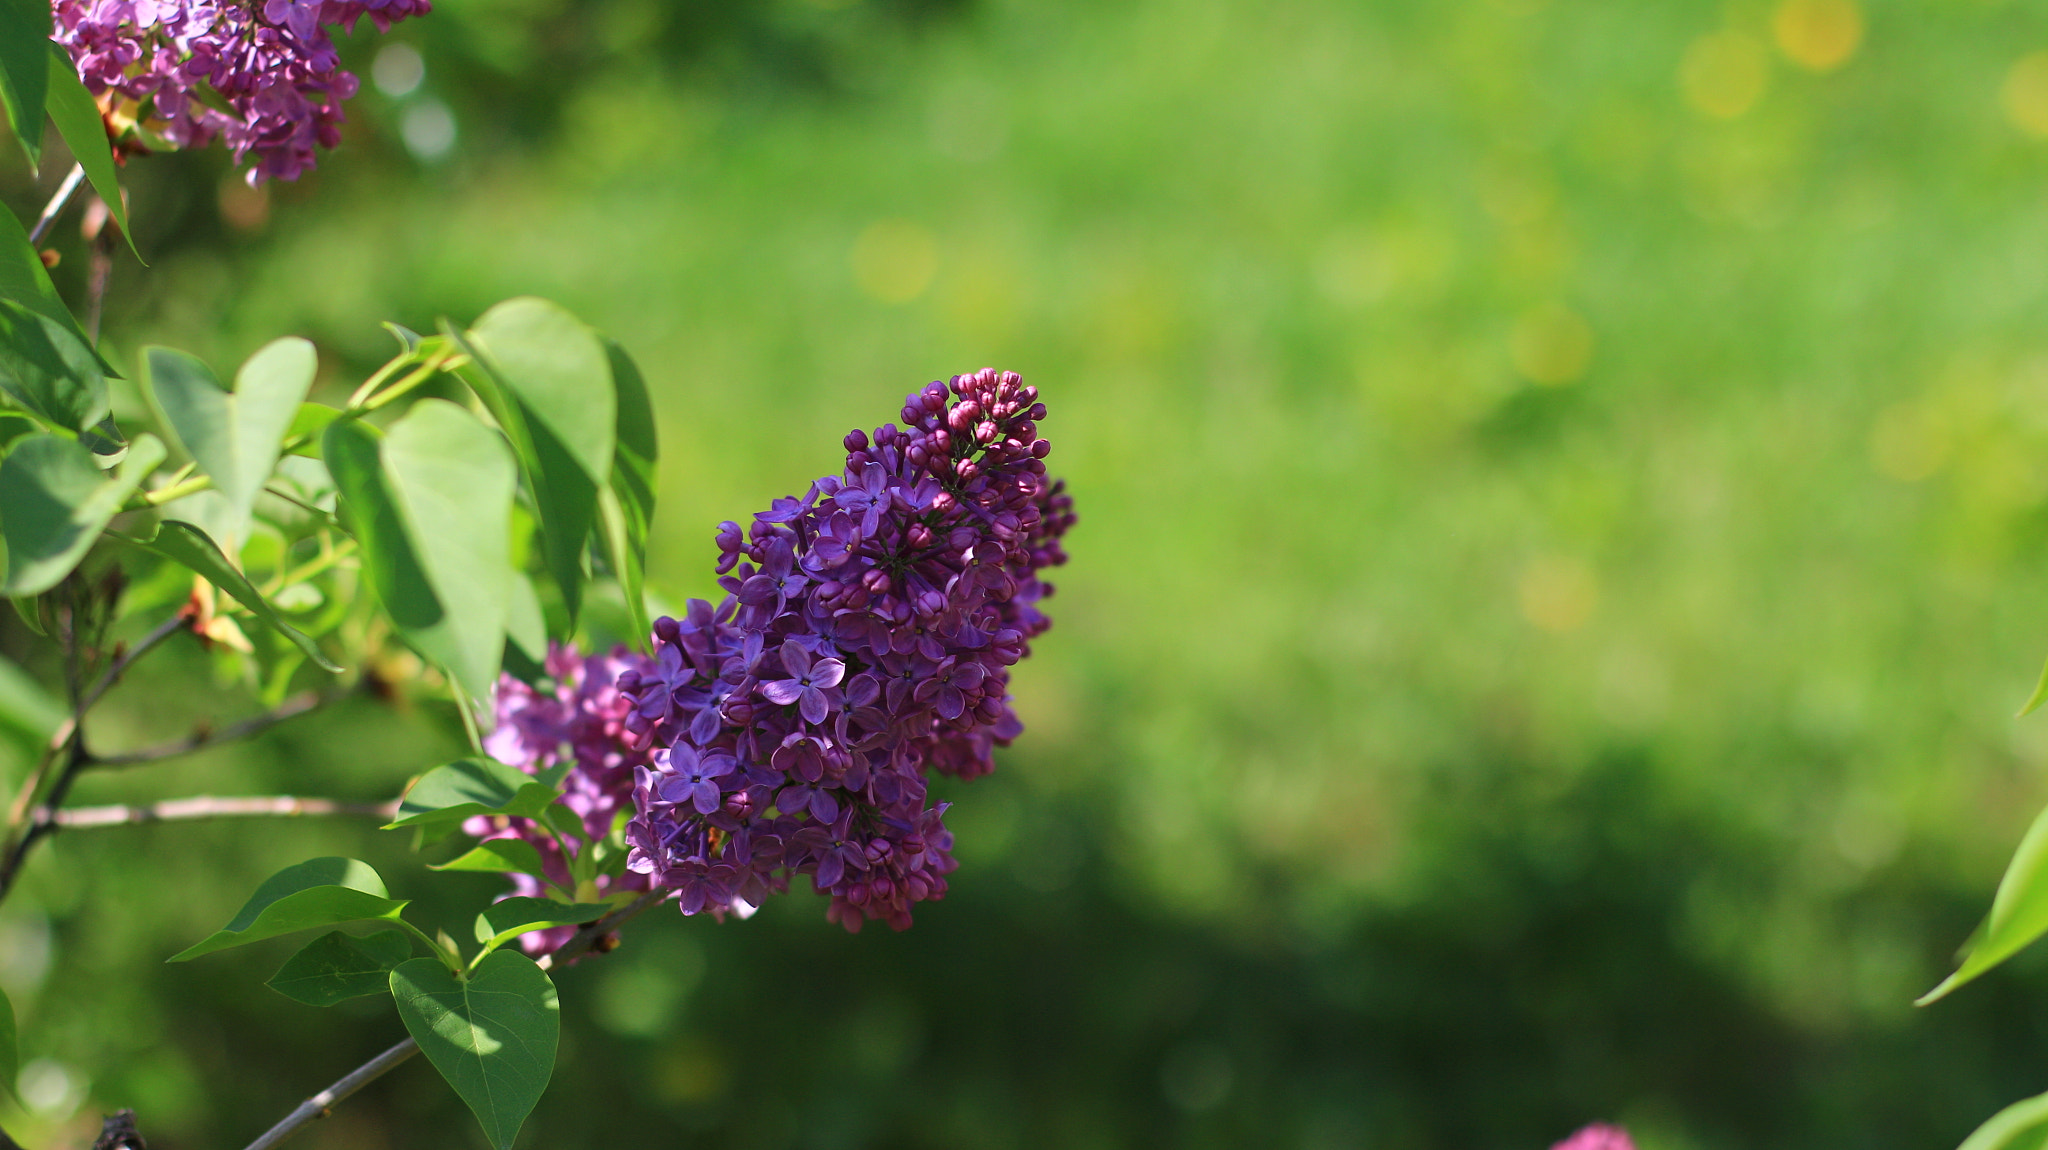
[[1551, 1125, 1634, 1150], [52, 0, 429, 182], [475, 643, 656, 953], [615, 367, 1073, 932]]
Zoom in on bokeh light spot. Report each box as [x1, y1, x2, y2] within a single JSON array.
[[852, 220, 940, 304], [1159, 1042, 1234, 1112], [1772, 0, 1863, 73], [1509, 303, 1595, 385], [1681, 31, 1770, 119], [2004, 51, 2048, 138], [372, 42, 425, 97], [400, 98, 457, 160], [1518, 556, 1599, 634]]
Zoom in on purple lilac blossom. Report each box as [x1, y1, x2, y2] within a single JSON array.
[[473, 643, 656, 953], [51, 0, 430, 183], [617, 367, 1073, 933], [1551, 1125, 1634, 1150]]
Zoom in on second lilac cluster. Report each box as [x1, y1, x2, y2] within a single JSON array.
[[52, 0, 429, 183], [616, 368, 1073, 932]]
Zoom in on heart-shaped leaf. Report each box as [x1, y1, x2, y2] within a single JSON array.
[[324, 400, 515, 703], [0, 432, 166, 596], [147, 339, 316, 548], [266, 929, 413, 1007], [472, 897, 617, 952], [387, 757, 566, 828], [117, 518, 341, 672], [390, 950, 559, 1150], [432, 838, 550, 879], [170, 857, 409, 962]]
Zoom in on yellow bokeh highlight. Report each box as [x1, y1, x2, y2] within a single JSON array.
[[851, 219, 939, 303], [1772, 0, 1863, 73], [1509, 303, 1595, 385], [1518, 556, 1599, 634], [1681, 31, 1769, 119], [2003, 52, 2048, 139]]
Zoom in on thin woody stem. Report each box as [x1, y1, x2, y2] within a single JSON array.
[[27, 164, 86, 246], [52, 795, 397, 829], [240, 889, 670, 1150]]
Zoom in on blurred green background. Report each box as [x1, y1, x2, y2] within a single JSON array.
[[13, 0, 2048, 1146]]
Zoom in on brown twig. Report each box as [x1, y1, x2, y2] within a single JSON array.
[[53, 795, 398, 829], [240, 889, 671, 1150], [27, 163, 85, 247]]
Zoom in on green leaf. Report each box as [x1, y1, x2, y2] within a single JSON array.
[[283, 402, 341, 459], [601, 339, 655, 646], [2021, 653, 2048, 719], [1921, 797, 2048, 1004], [170, 857, 409, 962], [432, 838, 550, 879], [390, 950, 559, 1150], [0, 0, 49, 172], [0, 983, 15, 1102], [116, 518, 341, 672], [266, 929, 413, 1007], [0, 432, 164, 596], [146, 339, 316, 549], [472, 896, 616, 951], [43, 45, 137, 261], [1961, 1091, 2048, 1150], [324, 401, 516, 702], [0, 651, 61, 759], [454, 301, 616, 627], [0, 296, 109, 433], [386, 757, 562, 828], [505, 572, 546, 663], [0, 200, 111, 374]]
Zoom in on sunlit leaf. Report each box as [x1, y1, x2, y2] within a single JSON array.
[[266, 929, 413, 1007], [472, 897, 616, 952], [146, 339, 316, 549], [0, 202, 111, 374], [1960, 1090, 2048, 1150], [601, 338, 654, 646], [170, 857, 409, 962], [1921, 798, 2048, 1004], [431, 838, 550, 879], [390, 950, 558, 1150], [386, 757, 565, 828], [0, 432, 164, 596], [42, 45, 136, 261]]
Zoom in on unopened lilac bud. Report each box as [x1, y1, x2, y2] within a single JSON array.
[[844, 429, 869, 452], [863, 569, 892, 594], [876, 424, 900, 446], [956, 459, 981, 482], [1031, 438, 1052, 459], [654, 616, 682, 644], [976, 421, 1000, 444], [907, 524, 934, 549], [931, 492, 957, 514], [922, 383, 948, 411]]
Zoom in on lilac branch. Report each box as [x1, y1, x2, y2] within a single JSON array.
[[240, 889, 670, 1150], [27, 163, 86, 247], [88, 689, 339, 768], [52, 795, 398, 829]]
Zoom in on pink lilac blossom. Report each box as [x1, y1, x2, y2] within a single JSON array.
[[1551, 1124, 1634, 1150], [471, 643, 657, 954], [617, 367, 1072, 932], [50, 0, 429, 183]]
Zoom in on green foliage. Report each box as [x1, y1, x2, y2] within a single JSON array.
[[472, 897, 616, 954], [0, 298, 108, 434], [0, 0, 48, 172], [40, 45, 135, 260], [0, 202, 108, 371], [0, 651, 61, 759], [116, 519, 342, 672], [1961, 1092, 2048, 1150], [0, 432, 164, 596], [387, 757, 569, 828], [1922, 801, 2048, 1004], [390, 950, 560, 1150], [431, 838, 550, 880], [0, 983, 15, 1103], [266, 929, 413, 1007], [145, 339, 316, 548], [169, 857, 409, 962], [599, 339, 656, 649]]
